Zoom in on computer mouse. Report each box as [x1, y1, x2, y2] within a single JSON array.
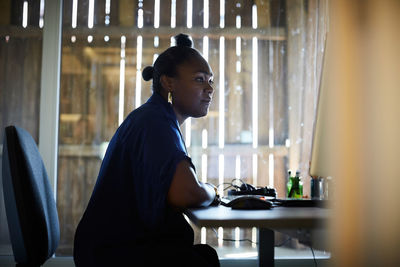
[[228, 196, 273, 210]]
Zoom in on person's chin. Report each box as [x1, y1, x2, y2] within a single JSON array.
[[193, 109, 209, 118]]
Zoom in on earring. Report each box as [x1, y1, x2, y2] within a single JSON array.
[[168, 91, 172, 103]]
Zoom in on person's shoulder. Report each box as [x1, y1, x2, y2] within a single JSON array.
[[120, 103, 174, 139]]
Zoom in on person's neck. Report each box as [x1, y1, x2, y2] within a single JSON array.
[[172, 105, 187, 126]]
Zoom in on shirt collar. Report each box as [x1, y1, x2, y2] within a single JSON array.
[[147, 92, 180, 129]]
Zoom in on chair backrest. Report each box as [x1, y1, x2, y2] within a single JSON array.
[[2, 126, 60, 266]]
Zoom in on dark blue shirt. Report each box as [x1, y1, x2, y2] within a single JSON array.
[[74, 93, 195, 265]]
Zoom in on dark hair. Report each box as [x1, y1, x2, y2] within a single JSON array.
[[142, 33, 202, 93]]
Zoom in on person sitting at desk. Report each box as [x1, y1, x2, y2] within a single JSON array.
[[73, 34, 220, 267]]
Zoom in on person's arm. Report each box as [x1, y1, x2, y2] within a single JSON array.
[[167, 159, 217, 208]]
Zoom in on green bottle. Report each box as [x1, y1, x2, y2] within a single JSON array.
[[287, 170, 293, 198], [287, 170, 303, 199]]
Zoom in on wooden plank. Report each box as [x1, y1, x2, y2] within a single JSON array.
[[270, 0, 287, 27], [119, 0, 135, 27], [3, 38, 28, 136], [209, 0, 220, 28], [257, 38, 271, 147], [28, 0, 40, 27], [109, 0, 120, 26], [0, 38, 6, 141], [256, 0, 271, 28], [206, 37, 220, 147], [1, 24, 287, 40], [225, 38, 244, 144], [77, 0, 88, 28], [142, 0, 154, 28], [159, 0, 171, 27], [22, 38, 41, 141], [225, 0, 253, 28], [62, 0, 72, 27], [10, 0, 23, 26], [0, 0, 11, 25], [175, 0, 186, 28], [286, 0, 305, 173], [273, 41, 288, 146], [94, 0, 106, 27], [192, 0, 203, 28]]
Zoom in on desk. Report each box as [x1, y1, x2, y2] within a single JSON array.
[[184, 205, 329, 267]]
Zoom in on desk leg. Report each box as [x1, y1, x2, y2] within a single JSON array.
[[258, 228, 274, 267]]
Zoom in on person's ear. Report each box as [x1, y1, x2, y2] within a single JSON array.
[[160, 75, 174, 93]]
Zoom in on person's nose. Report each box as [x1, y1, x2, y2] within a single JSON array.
[[205, 82, 214, 97]]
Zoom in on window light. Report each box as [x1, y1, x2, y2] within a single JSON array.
[[253, 153, 258, 186], [154, 0, 160, 28], [154, 36, 159, 47], [22, 1, 28, 28], [39, 0, 44, 28], [171, 0, 176, 28], [187, 0, 192, 28], [88, 0, 94, 28], [219, 0, 225, 28], [203, 36, 209, 61], [252, 4, 257, 29], [72, 0, 78, 28], [219, 37, 225, 148], [201, 154, 207, 183], [269, 153, 274, 188], [138, 9, 143, 28], [203, 0, 209, 28], [252, 37, 258, 148], [236, 15, 241, 29], [185, 118, 191, 148]]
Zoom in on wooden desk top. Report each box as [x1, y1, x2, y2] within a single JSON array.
[[185, 205, 330, 229]]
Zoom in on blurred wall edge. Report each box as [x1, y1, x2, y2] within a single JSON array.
[[327, 0, 400, 266]]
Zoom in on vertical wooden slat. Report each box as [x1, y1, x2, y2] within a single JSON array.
[[63, 0, 72, 27], [94, 0, 106, 27], [270, 0, 286, 27], [208, 0, 219, 28], [0, 0, 11, 25], [286, 0, 305, 172], [273, 41, 288, 146], [299, 0, 319, 196], [109, 0, 120, 26], [3, 39, 37, 138], [0, 40, 5, 140], [119, 0, 135, 27], [257, 39, 271, 146], [159, 0, 171, 27], [175, 0, 186, 27], [22, 38, 42, 140], [142, 0, 155, 27], [256, 0, 271, 28], [77, 0, 88, 28], [124, 49, 137, 117], [192, 0, 203, 27], [10, 0, 23, 26], [226, 38, 243, 144], [28, 0, 40, 27]]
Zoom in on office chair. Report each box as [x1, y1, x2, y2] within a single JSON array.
[[2, 125, 60, 267]]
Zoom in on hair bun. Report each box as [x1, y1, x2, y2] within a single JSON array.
[[174, 33, 193, 48], [142, 66, 154, 81]]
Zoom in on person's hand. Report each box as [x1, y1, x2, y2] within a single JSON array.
[[206, 183, 221, 206]]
